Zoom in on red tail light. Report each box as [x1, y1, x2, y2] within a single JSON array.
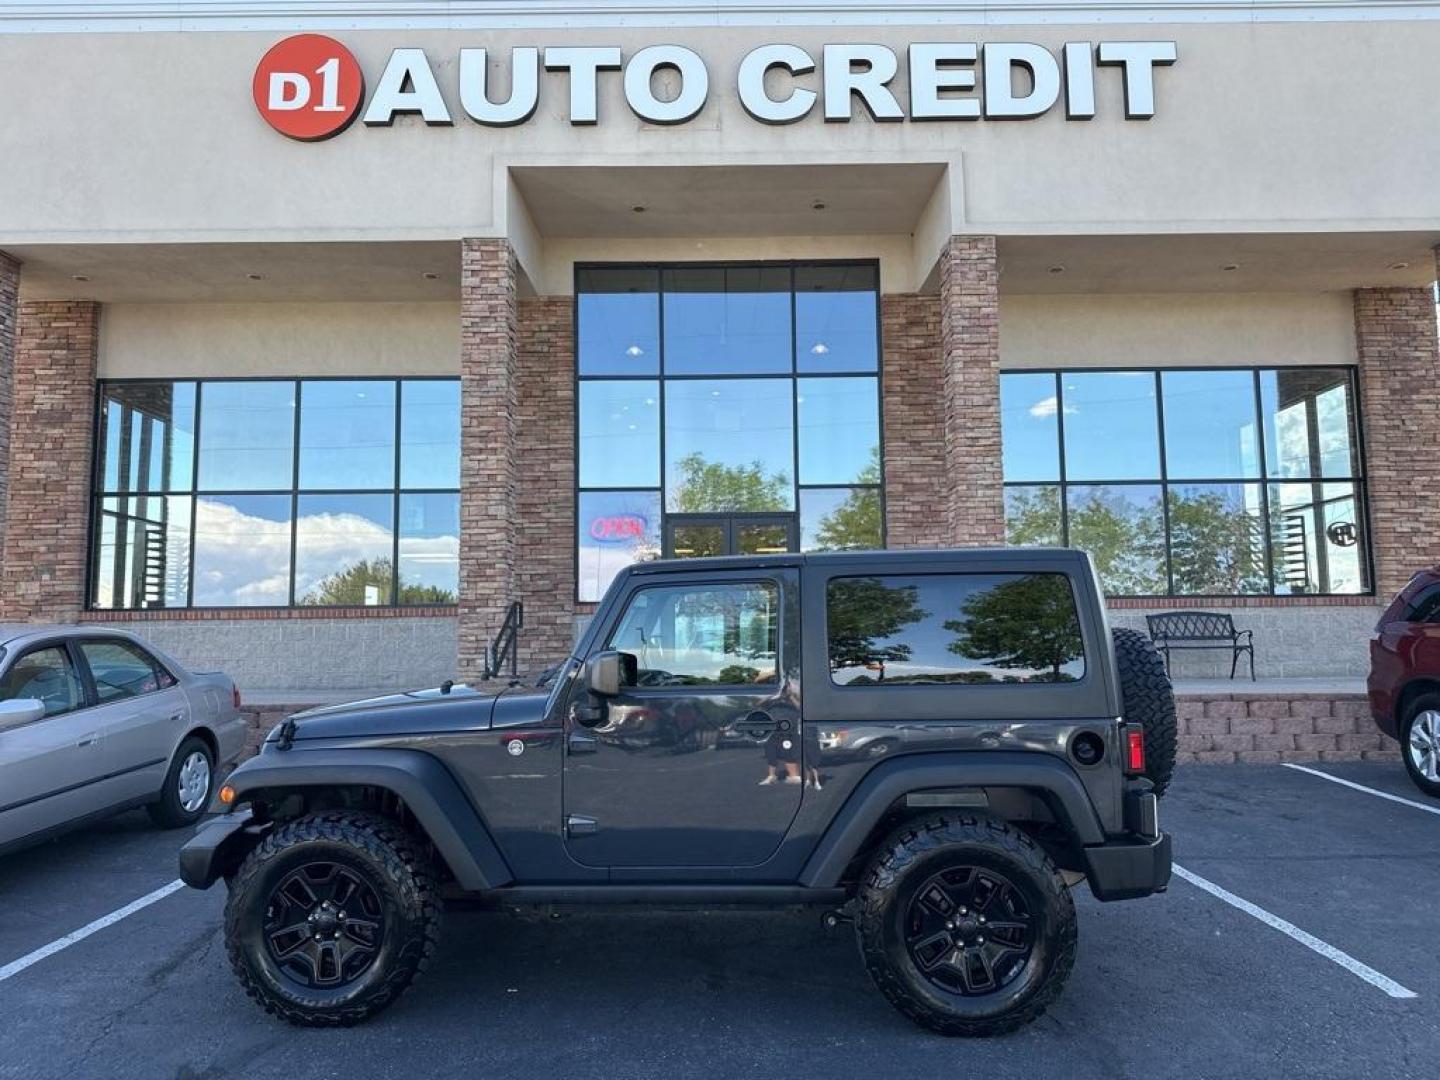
[[232, 683, 243, 710], [1125, 726, 1146, 774]]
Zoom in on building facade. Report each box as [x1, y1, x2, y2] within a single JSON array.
[[1, 1, 1438, 690]]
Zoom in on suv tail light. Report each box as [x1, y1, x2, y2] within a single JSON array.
[[232, 683, 243, 711], [1124, 724, 1146, 775]]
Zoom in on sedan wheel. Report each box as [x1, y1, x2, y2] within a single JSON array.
[[179, 750, 213, 814]]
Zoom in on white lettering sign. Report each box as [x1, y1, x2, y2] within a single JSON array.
[[267, 39, 1178, 140]]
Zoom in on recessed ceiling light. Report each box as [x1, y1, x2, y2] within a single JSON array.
[[1048, 266, 1065, 274], [625, 344, 645, 358], [71, 274, 89, 282], [812, 201, 826, 211], [1221, 263, 1241, 272], [422, 271, 440, 280], [246, 272, 266, 281], [1389, 261, 1410, 271], [810, 342, 830, 355], [632, 205, 646, 213]]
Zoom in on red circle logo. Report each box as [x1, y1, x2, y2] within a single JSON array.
[[253, 34, 364, 142]]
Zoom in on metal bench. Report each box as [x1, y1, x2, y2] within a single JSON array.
[[1145, 612, 1255, 681]]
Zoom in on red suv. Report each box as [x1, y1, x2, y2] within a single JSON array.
[[1369, 567, 1440, 797]]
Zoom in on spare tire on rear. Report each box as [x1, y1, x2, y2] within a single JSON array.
[[1110, 627, 1178, 797]]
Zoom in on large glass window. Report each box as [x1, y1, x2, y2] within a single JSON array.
[[575, 262, 883, 601], [91, 378, 460, 609], [1000, 368, 1369, 597], [826, 573, 1086, 685]]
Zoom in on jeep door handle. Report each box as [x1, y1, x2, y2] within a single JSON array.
[[568, 732, 599, 754], [735, 711, 786, 738]]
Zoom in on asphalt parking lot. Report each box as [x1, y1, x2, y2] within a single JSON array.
[[1, 761, 1436, 1080]]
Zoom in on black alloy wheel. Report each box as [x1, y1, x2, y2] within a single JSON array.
[[264, 861, 386, 989], [857, 813, 1076, 1037], [224, 812, 440, 1026], [902, 865, 1034, 997]]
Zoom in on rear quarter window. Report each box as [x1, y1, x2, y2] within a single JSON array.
[[825, 572, 1086, 686]]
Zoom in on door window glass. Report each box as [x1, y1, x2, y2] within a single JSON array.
[[80, 640, 174, 703], [607, 581, 780, 687], [826, 573, 1086, 686], [2, 646, 85, 716]]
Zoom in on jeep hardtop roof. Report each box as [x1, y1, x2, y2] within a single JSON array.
[[623, 546, 1094, 577]]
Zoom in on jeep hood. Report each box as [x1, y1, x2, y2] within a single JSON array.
[[271, 683, 546, 743]]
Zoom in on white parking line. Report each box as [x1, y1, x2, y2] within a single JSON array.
[[1172, 865, 1416, 1000], [0, 879, 186, 983], [1282, 763, 1440, 817]]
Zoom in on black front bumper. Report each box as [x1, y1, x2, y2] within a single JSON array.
[[178, 810, 267, 889]]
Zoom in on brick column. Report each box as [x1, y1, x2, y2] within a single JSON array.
[[1355, 276, 1440, 597], [1, 301, 100, 622], [514, 296, 577, 670], [457, 238, 519, 682], [939, 235, 1004, 546], [0, 252, 19, 577], [881, 293, 949, 548]]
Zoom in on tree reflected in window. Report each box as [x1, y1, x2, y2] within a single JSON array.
[[946, 575, 1084, 683], [827, 574, 1085, 686]]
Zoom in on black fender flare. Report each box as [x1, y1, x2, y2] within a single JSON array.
[[797, 751, 1106, 888], [191, 747, 513, 891]]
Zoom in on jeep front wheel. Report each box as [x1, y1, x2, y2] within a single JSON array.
[[856, 813, 1076, 1037], [224, 812, 441, 1026]]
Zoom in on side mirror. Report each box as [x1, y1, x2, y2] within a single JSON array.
[[0, 699, 46, 732], [585, 650, 636, 698]]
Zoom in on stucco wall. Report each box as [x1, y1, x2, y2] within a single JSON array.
[[3, 20, 1440, 244], [98, 301, 460, 378], [999, 291, 1358, 369]]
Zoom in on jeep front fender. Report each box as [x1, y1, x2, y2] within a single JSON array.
[[797, 751, 1106, 888], [200, 747, 513, 891]]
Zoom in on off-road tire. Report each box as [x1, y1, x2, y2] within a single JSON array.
[[224, 812, 441, 1026], [1112, 627, 1178, 797], [147, 735, 213, 828], [856, 813, 1077, 1037]]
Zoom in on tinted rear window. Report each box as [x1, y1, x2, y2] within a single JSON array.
[[826, 573, 1086, 686]]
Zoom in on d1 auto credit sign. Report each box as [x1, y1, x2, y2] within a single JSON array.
[[253, 33, 1178, 142], [253, 34, 365, 141]]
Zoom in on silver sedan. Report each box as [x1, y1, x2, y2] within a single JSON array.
[[0, 626, 246, 854]]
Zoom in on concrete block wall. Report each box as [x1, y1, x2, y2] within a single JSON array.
[[1174, 692, 1398, 764], [1108, 604, 1385, 678], [120, 616, 458, 692]]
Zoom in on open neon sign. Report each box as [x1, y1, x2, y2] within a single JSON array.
[[589, 515, 648, 544]]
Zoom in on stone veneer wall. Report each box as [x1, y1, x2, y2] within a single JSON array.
[[0, 253, 18, 576], [457, 238, 519, 682], [939, 235, 1005, 546], [880, 293, 948, 548], [1, 300, 99, 621], [1175, 693, 1398, 765], [514, 296, 578, 671], [1354, 281, 1440, 598]]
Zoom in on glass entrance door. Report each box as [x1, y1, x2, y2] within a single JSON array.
[[664, 515, 797, 558]]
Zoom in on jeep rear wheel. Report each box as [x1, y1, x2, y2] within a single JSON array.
[[224, 812, 440, 1026], [1112, 627, 1178, 797], [856, 813, 1076, 1037]]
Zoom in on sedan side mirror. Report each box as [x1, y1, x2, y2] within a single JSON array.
[[585, 650, 637, 698], [0, 698, 46, 732]]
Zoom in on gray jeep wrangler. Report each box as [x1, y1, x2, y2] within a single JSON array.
[[181, 547, 1174, 1037]]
